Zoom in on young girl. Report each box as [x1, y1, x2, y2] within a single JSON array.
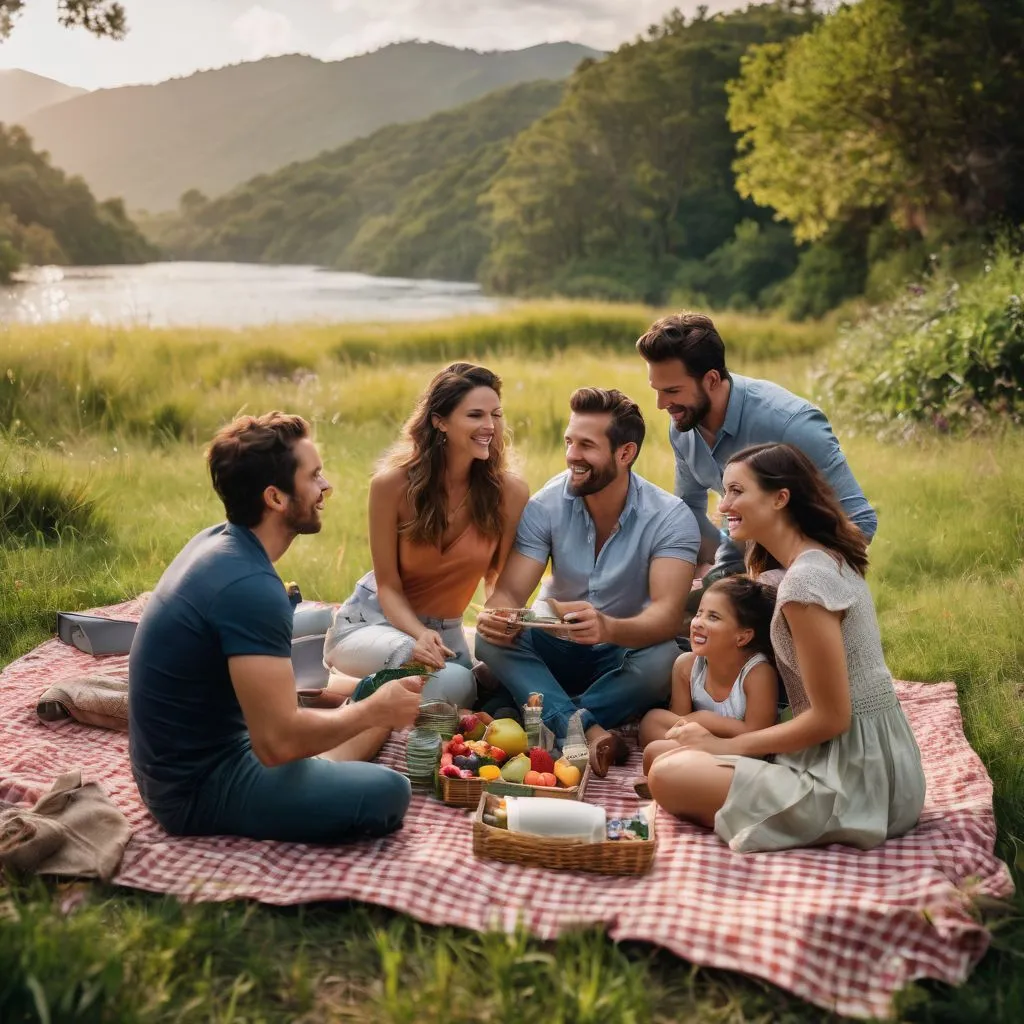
[[639, 575, 779, 775]]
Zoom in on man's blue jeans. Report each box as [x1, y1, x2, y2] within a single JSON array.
[[149, 748, 412, 843], [474, 629, 677, 742]]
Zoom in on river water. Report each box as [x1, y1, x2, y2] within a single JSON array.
[[0, 262, 502, 327]]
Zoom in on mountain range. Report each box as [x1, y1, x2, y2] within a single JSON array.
[[143, 79, 565, 283], [14, 41, 598, 212], [0, 70, 86, 126]]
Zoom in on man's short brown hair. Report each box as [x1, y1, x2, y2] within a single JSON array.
[[207, 412, 310, 527], [635, 312, 731, 381], [569, 387, 645, 465]]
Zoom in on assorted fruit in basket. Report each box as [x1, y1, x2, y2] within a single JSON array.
[[437, 716, 582, 788]]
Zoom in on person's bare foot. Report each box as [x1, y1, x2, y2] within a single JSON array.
[[587, 728, 630, 778], [631, 776, 651, 800]]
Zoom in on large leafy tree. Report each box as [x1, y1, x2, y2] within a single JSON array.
[[0, 0, 126, 40], [728, 0, 1024, 241], [481, 3, 816, 299]]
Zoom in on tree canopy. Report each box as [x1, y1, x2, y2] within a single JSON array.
[[0, 122, 155, 280], [0, 0, 126, 41], [480, 2, 816, 302], [728, 0, 1024, 242]]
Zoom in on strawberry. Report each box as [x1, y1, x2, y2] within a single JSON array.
[[529, 747, 555, 774], [488, 745, 507, 764]]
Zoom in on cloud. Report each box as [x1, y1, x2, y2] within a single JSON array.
[[326, 0, 735, 59], [231, 5, 305, 60]]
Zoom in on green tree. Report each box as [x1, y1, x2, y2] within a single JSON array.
[[482, 3, 816, 300], [0, 0, 126, 40], [0, 124, 155, 267], [728, 0, 1024, 242]]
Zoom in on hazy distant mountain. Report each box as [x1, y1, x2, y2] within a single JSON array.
[[0, 70, 87, 125], [143, 79, 564, 283], [22, 41, 599, 212]]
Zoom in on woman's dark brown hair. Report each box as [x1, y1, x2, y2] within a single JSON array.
[[384, 362, 507, 545], [727, 443, 869, 577]]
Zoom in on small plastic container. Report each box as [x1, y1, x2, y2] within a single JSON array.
[[505, 796, 606, 843]]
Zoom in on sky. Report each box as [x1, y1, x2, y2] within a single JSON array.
[[0, 0, 758, 90]]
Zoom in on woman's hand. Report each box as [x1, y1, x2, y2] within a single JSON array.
[[664, 720, 733, 755], [411, 629, 455, 670]]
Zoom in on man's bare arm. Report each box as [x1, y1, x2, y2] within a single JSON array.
[[230, 655, 423, 766]]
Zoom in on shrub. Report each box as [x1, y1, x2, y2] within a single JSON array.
[[0, 469, 107, 544], [817, 242, 1024, 433]]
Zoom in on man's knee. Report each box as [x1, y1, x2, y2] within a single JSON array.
[[368, 768, 413, 830], [335, 766, 412, 838]]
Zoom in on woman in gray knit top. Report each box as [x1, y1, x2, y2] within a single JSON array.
[[647, 443, 925, 852]]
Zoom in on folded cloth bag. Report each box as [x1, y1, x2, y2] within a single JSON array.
[[0, 770, 131, 881], [37, 673, 130, 731]]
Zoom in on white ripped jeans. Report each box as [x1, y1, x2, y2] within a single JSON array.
[[323, 571, 476, 710]]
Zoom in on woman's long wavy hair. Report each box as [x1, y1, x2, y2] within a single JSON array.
[[383, 362, 507, 546], [727, 443, 869, 577]]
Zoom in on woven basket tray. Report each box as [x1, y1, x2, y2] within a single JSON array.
[[440, 764, 590, 809], [471, 794, 656, 875]]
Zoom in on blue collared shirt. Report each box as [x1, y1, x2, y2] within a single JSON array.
[[514, 470, 700, 620], [669, 374, 878, 563]]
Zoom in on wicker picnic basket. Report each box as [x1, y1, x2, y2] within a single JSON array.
[[440, 764, 591, 809], [471, 793, 656, 875]]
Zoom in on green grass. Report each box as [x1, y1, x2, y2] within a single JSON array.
[[0, 304, 832, 444], [1, 314, 1021, 1023]]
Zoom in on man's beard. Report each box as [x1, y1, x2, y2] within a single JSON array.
[[567, 461, 618, 497], [285, 500, 322, 535], [669, 387, 712, 433]]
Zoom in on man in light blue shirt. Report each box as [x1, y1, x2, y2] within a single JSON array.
[[636, 312, 876, 584], [475, 387, 699, 776]]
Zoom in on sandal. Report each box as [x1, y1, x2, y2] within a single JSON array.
[[588, 730, 630, 778]]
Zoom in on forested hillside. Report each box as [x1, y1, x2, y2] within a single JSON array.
[[0, 123, 156, 282], [21, 42, 596, 212], [483, 3, 814, 304], [0, 70, 86, 125], [143, 80, 565, 282]]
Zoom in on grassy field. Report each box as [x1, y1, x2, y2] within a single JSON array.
[[1, 309, 1022, 1022]]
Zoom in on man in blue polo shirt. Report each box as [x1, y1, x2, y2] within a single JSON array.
[[636, 312, 876, 588], [129, 411, 421, 843], [474, 387, 699, 776]]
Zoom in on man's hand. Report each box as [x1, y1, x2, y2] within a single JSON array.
[[411, 629, 454, 670], [366, 676, 425, 731], [549, 599, 610, 646], [474, 609, 523, 648]]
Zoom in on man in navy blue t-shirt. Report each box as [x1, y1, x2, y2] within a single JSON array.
[[129, 411, 420, 842]]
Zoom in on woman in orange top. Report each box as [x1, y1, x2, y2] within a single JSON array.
[[324, 362, 529, 708]]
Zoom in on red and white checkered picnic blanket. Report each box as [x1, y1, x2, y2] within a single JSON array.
[[0, 599, 1013, 1019]]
